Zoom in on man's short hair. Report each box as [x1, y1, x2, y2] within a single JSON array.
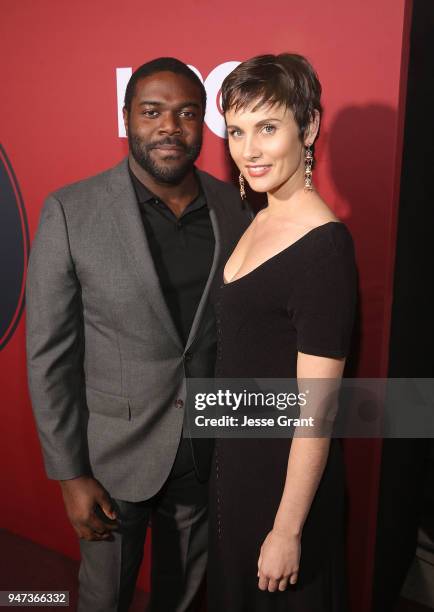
[[124, 57, 206, 115]]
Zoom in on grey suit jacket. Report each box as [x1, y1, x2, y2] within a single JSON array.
[[26, 158, 251, 502]]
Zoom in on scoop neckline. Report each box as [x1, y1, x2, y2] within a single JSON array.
[[222, 221, 344, 287]]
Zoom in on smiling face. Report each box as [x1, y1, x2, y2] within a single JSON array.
[[123, 71, 204, 184], [226, 102, 318, 197]]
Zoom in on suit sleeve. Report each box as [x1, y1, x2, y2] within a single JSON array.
[[26, 195, 90, 480]]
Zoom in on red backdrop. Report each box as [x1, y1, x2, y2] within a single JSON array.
[[0, 1, 411, 609]]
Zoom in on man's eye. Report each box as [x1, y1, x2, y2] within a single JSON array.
[[142, 110, 159, 117], [180, 111, 196, 118], [262, 124, 276, 134]]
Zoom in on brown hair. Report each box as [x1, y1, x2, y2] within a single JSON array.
[[221, 53, 322, 142]]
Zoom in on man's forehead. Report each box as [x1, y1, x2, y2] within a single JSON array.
[[134, 71, 202, 99]]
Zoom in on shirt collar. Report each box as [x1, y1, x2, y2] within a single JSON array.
[[128, 163, 207, 215]]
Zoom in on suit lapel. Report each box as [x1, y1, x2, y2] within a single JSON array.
[[184, 171, 223, 352], [107, 159, 183, 349]]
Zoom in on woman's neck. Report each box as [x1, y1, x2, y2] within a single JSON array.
[[266, 178, 312, 217]]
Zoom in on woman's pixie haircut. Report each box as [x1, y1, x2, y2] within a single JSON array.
[[221, 53, 322, 141]]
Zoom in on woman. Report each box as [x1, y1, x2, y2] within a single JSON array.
[[208, 54, 357, 611]]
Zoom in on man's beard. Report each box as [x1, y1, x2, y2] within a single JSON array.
[[128, 132, 202, 184]]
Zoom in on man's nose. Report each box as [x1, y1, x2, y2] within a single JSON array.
[[158, 112, 182, 135]]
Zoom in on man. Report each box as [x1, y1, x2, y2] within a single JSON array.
[[26, 57, 251, 611]]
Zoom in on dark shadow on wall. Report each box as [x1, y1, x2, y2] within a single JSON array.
[[326, 102, 400, 612], [326, 103, 398, 378]]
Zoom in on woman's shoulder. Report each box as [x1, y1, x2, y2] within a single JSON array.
[[327, 220, 354, 250], [294, 217, 353, 250], [298, 193, 353, 255], [290, 192, 346, 240], [285, 221, 355, 279], [314, 219, 353, 248]]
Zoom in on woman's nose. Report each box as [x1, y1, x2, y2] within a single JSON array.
[[241, 134, 261, 160]]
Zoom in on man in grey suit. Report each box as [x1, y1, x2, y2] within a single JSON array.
[[26, 57, 251, 612]]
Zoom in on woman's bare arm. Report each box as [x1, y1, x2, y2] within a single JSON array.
[[257, 352, 345, 592]]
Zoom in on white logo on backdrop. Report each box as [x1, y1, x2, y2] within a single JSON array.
[[116, 61, 240, 139]]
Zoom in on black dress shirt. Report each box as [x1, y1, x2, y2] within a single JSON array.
[[129, 167, 215, 346]]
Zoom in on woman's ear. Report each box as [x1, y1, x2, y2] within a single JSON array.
[[304, 110, 320, 146]]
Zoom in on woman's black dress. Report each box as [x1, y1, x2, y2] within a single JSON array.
[[208, 222, 357, 612]]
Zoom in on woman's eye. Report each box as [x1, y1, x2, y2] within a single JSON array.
[[228, 129, 242, 137], [262, 124, 276, 134]]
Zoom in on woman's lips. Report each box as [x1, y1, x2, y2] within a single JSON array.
[[245, 165, 272, 178]]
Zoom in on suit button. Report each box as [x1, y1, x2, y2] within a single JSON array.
[[184, 351, 192, 362], [175, 398, 184, 409]]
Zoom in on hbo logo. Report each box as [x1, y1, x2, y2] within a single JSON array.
[[116, 62, 240, 140]]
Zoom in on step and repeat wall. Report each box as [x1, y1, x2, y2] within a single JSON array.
[[0, 1, 411, 609]]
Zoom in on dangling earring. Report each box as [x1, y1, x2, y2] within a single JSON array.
[[239, 173, 246, 200], [304, 145, 313, 191]]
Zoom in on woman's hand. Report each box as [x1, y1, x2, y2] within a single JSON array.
[[257, 529, 301, 592]]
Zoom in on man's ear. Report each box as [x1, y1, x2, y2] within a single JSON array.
[[304, 110, 320, 146], [123, 107, 128, 136]]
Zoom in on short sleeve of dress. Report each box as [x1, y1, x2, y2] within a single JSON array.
[[289, 224, 357, 359]]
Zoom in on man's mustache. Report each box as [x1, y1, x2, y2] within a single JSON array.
[[147, 138, 187, 150]]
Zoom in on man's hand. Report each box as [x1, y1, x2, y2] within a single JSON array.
[[59, 476, 119, 541]]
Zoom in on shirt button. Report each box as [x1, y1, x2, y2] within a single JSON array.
[[174, 398, 184, 409]]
